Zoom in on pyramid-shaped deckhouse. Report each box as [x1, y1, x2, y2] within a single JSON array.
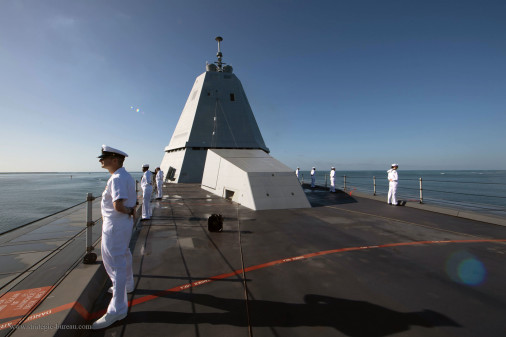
[[160, 37, 268, 183], [160, 37, 310, 211]]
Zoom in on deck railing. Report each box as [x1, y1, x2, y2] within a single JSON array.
[[298, 173, 506, 216]]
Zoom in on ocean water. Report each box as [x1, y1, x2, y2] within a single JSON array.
[[0, 171, 505, 235], [0, 172, 144, 234]]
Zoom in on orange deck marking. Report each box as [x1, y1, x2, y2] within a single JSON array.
[[0, 286, 53, 320], [1, 239, 505, 330]]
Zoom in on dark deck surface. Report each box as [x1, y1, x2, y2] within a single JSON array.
[[86, 183, 506, 337]]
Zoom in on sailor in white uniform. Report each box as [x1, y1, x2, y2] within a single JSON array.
[[141, 164, 153, 220], [93, 145, 136, 329], [155, 167, 164, 199], [330, 167, 336, 192], [295, 167, 299, 179], [387, 163, 399, 205], [311, 167, 316, 188]]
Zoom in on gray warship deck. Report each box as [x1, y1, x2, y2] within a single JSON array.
[[85, 183, 506, 337]]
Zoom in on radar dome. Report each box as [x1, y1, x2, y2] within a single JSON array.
[[206, 63, 218, 72]]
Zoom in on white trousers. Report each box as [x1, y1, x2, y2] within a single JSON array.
[[388, 182, 398, 205], [330, 177, 335, 192], [156, 180, 163, 199], [311, 176, 315, 187], [101, 218, 134, 315], [142, 185, 152, 219]]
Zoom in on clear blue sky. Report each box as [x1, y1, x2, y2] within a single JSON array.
[[1, 0, 505, 172]]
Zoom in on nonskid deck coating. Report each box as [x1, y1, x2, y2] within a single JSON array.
[[64, 184, 506, 336]]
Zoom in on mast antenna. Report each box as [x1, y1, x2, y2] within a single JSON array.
[[215, 36, 224, 71]]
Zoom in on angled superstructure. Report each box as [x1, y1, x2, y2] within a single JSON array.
[[201, 149, 311, 210], [160, 37, 268, 183], [160, 37, 310, 210]]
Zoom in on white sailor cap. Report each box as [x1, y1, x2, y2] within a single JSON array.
[[312, 167, 316, 169], [98, 145, 128, 159], [142, 164, 149, 168], [391, 163, 399, 167], [331, 167, 335, 169]]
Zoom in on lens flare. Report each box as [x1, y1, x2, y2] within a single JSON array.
[[458, 258, 486, 285], [130, 106, 145, 114], [446, 251, 486, 286]]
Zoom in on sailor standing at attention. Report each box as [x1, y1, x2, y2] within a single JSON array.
[[93, 145, 136, 329], [387, 163, 399, 205], [311, 167, 316, 188], [295, 167, 299, 179], [330, 167, 336, 192], [155, 167, 164, 200], [141, 164, 153, 220]]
